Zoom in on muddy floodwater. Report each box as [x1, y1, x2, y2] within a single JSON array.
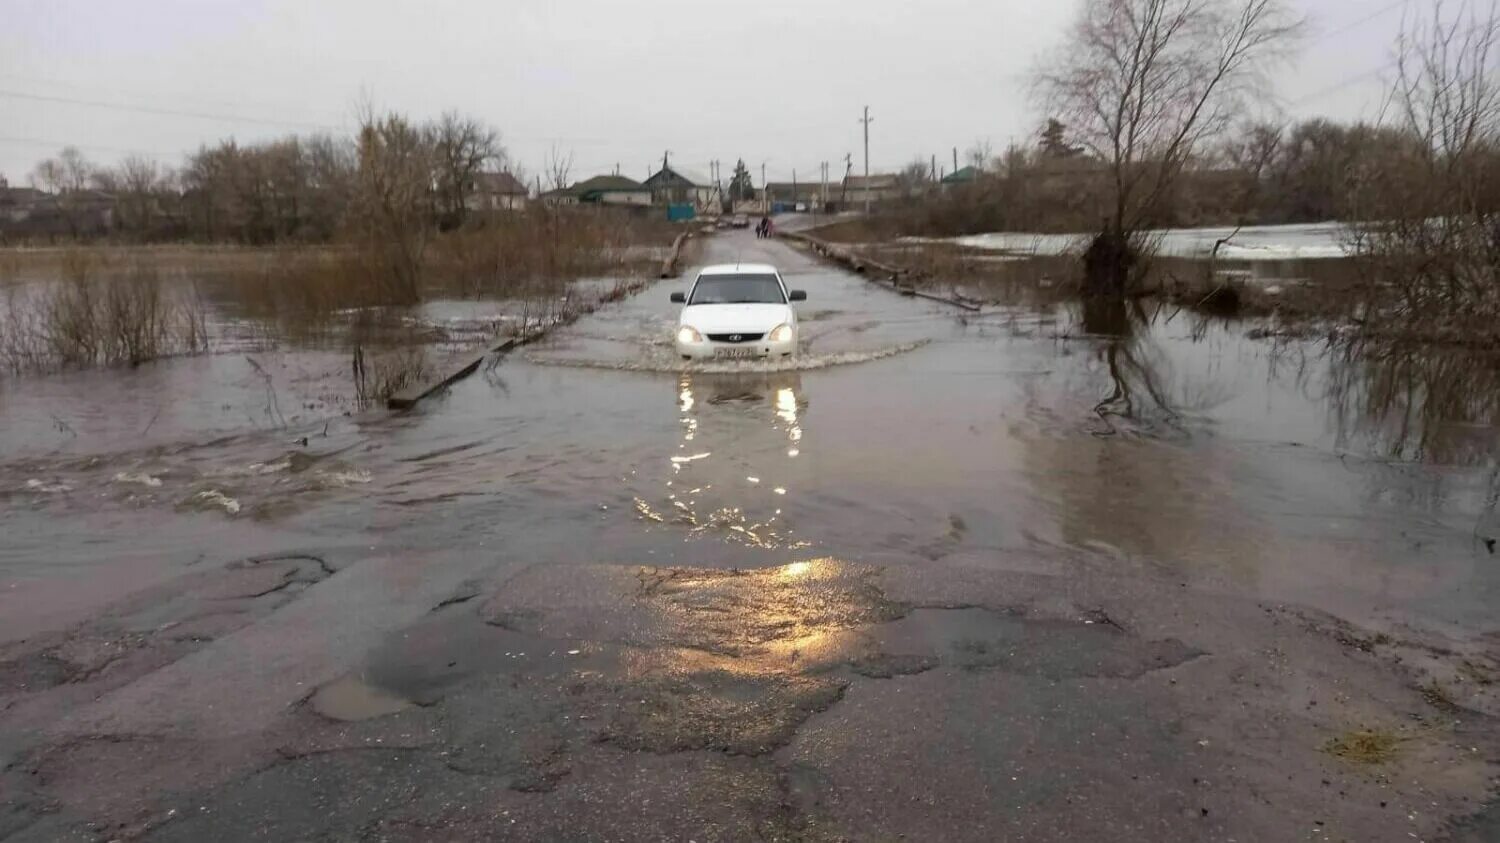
[[1, 229, 1497, 840]]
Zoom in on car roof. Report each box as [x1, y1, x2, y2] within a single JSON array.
[[698, 263, 779, 276]]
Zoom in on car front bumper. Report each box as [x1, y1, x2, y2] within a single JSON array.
[[676, 335, 796, 361]]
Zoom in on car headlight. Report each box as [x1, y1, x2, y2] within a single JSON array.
[[677, 325, 703, 344], [768, 323, 794, 343]]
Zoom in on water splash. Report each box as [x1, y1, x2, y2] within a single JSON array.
[[184, 489, 242, 515], [527, 340, 930, 375], [113, 471, 164, 488]]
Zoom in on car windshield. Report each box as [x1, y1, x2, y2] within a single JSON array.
[[688, 274, 785, 305]]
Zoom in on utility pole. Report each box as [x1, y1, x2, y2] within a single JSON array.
[[930, 154, 936, 182], [841, 153, 852, 205], [953, 147, 958, 175], [859, 106, 874, 213], [792, 168, 797, 210]]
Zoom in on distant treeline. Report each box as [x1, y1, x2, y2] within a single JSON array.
[[879, 116, 1500, 237], [15, 110, 511, 244]]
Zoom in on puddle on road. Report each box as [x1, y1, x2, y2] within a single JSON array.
[[308, 674, 415, 722]]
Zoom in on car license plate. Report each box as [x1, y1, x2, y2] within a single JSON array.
[[714, 347, 757, 359]]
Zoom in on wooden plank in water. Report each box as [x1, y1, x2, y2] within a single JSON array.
[[386, 338, 517, 410]]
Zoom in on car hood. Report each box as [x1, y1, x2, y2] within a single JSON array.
[[680, 303, 794, 333]]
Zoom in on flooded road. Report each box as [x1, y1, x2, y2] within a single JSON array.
[[2, 229, 1497, 840]]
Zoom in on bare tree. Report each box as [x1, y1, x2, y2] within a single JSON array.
[[1035, 0, 1300, 293], [545, 144, 574, 192], [29, 158, 64, 194], [352, 108, 436, 303], [113, 155, 165, 236], [29, 147, 98, 237], [1393, 1, 1500, 164], [1349, 0, 1500, 342], [58, 147, 92, 194], [182, 143, 228, 240], [965, 139, 995, 170], [431, 111, 502, 228], [897, 156, 932, 197], [301, 133, 356, 240]]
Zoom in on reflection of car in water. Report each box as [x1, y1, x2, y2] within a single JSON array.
[[683, 370, 804, 407], [677, 371, 806, 455], [670, 263, 807, 361]]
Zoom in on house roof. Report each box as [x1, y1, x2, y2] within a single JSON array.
[[572, 174, 647, 194], [0, 186, 47, 205], [645, 165, 710, 189], [764, 182, 825, 198], [473, 171, 528, 195], [941, 166, 981, 184], [843, 174, 900, 190], [645, 163, 714, 187]]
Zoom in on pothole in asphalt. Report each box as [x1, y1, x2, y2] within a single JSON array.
[[308, 675, 416, 722]]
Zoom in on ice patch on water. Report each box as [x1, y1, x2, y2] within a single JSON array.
[[938, 222, 1353, 261], [528, 340, 930, 374], [113, 471, 163, 488], [25, 478, 72, 493]]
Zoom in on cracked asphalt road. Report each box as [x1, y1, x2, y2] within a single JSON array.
[[1, 230, 1497, 841]]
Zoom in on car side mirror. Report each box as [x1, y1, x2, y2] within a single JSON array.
[[670, 292, 686, 303], [789, 290, 807, 301]]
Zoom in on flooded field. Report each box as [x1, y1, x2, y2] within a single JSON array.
[[1, 228, 1497, 840], [936, 221, 1353, 262]]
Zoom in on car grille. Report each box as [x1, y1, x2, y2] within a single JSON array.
[[706, 333, 764, 343]]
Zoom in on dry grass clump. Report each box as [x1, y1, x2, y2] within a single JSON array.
[[425, 207, 668, 299], [220, 209, 672, 342], [1321, 728, 1404, 764], [0, 250, 208, 373], [228, 248, 415, 326], [353, 345, 431, 407]]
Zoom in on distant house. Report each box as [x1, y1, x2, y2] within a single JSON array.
[[841, 174, 901, 206], [941, 166, 981, 188], [0, 184, 48, 223], [0, 180, 114, 237], [540, 186, 580, 206], [764, 182, 831, 210], [570, 175, 652, 207], [466, 171, 529, 212], [644, 165, 717, 210]]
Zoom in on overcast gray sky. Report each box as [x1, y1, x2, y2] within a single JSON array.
[[1, 0, 1410, 187]]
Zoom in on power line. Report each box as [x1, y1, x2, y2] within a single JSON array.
[[1311, 0, 1406, 45], [1280, 1, 1408, 108], [0, 135, 179, 159], [0, 72, 337, 123], [0, 89, 343, 132], [1287, 59, 1399, 106]]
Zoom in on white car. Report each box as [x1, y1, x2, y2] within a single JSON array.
[[671, 264, 806, 361]]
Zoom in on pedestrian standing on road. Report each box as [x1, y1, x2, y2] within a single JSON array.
[[763, 216, 774, 238]]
